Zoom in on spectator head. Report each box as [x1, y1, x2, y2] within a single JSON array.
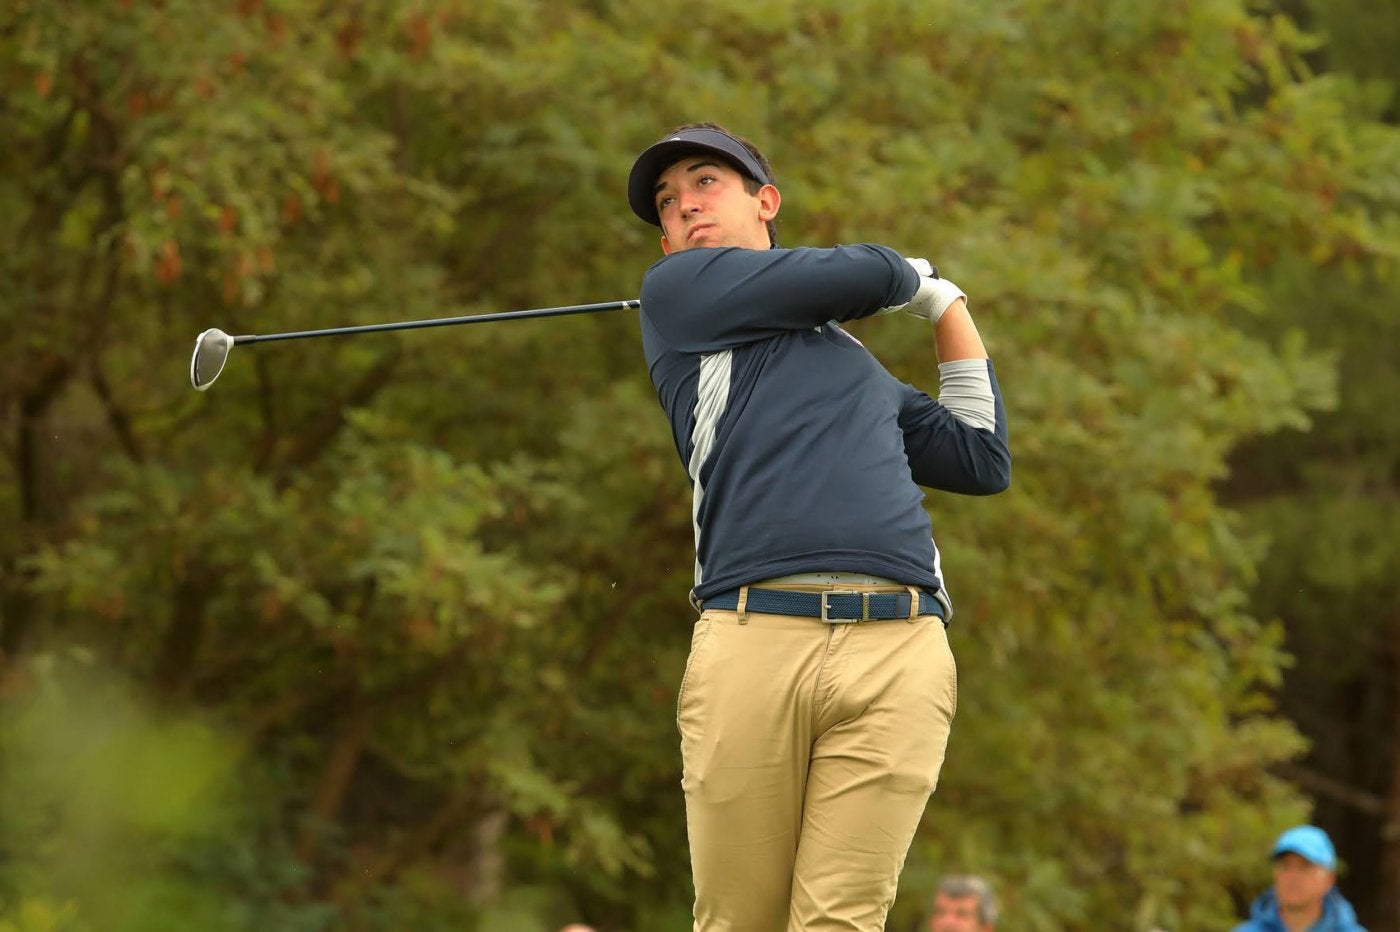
[[930, 874, 997, 932], [1270, 825, 1337, 912]]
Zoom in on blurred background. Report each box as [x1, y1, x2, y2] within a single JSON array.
[[1, 0, 1396, 929]]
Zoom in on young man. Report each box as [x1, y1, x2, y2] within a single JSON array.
[[929, 874, 998, 932], [1234, 825, 1366, 932], [628, 123, 1011, 931]]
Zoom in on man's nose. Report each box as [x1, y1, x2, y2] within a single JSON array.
[[677, 189, 703, 214]]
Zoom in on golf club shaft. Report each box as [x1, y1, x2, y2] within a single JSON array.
[[231, 299, 640, 345]]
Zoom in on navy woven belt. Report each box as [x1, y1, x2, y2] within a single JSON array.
[[702, 587, 943, 623]]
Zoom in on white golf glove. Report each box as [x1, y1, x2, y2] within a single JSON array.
[[906, 257, 936, 278], [877, 257, 966, 324]]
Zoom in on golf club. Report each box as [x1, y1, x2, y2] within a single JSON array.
[[190, 299, 640, 390]]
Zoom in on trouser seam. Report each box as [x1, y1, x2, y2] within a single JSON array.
[[809, 624, 837, 733]]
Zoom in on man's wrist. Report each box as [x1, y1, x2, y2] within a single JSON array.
[[933, 296, 968, 326], [917, 278, 966, 324]]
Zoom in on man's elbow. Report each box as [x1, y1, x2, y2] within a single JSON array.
[[970, 450, 1012, 495], [973, 460, 1011, 495], [918, 456, 1011, 496]]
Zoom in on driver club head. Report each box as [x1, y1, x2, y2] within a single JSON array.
[[190, 328, 233, 390]]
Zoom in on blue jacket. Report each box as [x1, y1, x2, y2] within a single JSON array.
[[1233, 888, 1366, 932], [639, 244, 1011, 605]]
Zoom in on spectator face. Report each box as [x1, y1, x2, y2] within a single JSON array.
[[1272, 852, 1334, 910], [930, 892, 990, 932]]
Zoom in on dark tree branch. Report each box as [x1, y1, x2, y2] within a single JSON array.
[[1276, 762, 1387, 817], [278, 347, 402, 475], [1381, 640, 1400, 928], [296, 700, 375, 866], [88, 358, 145, 464], [17, 355, 75, 523], [332, 787, 478, 904], [154, 568, 214, 696]]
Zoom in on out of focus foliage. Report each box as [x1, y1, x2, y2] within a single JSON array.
[[1220, 0, 1400, 921], [2, 0, 1396, 929]]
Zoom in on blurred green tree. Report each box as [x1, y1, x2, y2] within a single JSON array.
[[1, 0, 1396, 930], [1220, 0, 1400, 926]]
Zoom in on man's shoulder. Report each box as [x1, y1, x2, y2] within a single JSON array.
[[640, 247, 744, 299], [643, 245, 760, 273], [1323, 888, 1367, 931], [1231, 900, 1277, 932]]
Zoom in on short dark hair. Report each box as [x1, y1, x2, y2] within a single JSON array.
[[663, 121, 778, 246]]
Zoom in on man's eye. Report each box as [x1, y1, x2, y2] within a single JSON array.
[[698, 175, 715, 185], [658, 195, 675, 210]]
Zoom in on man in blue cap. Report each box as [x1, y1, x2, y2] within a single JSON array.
[[1234, 825, 1366, 931], [628, 121, 1010, 930]]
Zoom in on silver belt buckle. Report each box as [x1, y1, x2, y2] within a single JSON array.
[[820, 590, 869, 623]]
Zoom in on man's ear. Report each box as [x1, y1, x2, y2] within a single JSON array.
[[660, 233, 673, 255], [757, 183, 781, 222]]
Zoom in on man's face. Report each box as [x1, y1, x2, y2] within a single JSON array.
[[653, 156, 778, 254], [930, 893, 990, 932], [1273, 852, 1334, 910]]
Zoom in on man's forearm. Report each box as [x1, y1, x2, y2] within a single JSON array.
[[933, 299, 987, 362]]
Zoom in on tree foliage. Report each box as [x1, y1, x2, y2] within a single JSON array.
[[1222, 0, 1400, 922], [1, 0, 1396, 929]]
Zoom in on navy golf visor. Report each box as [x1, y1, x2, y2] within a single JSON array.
[[628, 128, 773, 227]]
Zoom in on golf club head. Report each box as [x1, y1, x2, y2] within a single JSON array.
[[190, 328, 233, 390]]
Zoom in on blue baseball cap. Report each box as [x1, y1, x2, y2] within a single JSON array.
[[1272, 825, 1336, 869], [628, 127, 773, 227]]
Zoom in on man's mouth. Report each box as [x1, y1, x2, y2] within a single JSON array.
[[688, 223, 714, 242]]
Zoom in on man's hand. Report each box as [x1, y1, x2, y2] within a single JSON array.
[[906, 257, 937, 279], [877, 257, 966, 324], [909, 277, 966, 324]]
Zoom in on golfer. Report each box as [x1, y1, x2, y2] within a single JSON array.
[[628, 122, 1011, 930]]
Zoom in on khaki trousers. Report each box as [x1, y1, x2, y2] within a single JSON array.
[[677, 586, 957, 931]]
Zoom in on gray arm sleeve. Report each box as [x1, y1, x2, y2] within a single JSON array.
[[937, 359, 998, 432]]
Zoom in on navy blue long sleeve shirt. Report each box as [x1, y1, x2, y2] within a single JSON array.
[[639, 244, 1010, 608]]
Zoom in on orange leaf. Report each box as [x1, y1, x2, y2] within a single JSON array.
[[312, 149, 330, 186], [264, 11, 288, 42], [311, 151, 340, 202], [336, 18, 365, 58], [405, 13, 432, 58], [280, 193, 303, 226], [155, 239, 182, 283]]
